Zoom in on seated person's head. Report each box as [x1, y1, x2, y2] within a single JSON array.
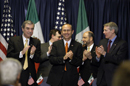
[[112, 60, 130, 86], [0, 58, 22, 85]]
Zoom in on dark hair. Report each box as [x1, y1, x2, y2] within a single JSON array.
[[61, 24, 73, 30], [87, 31, 94, 41], [49, 29, 61, 39]]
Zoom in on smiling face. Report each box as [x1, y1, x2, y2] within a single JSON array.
[[22, 23, 34, 38], [61, 24, 74, 41], [82, 32, 91, 45], [103, 26, 115, 40]]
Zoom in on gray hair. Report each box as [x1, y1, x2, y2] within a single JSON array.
[[104, 22, 118, 35], [0, 58, 22, 85], [21, 20, 34, 29]]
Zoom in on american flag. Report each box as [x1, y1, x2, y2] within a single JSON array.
[[0, 0, 16, 61], [55, 0, 67, 30]]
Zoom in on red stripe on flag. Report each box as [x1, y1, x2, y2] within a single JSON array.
[[0, 57, 3, 61], [37, 79, 43, 85], [0, 42, 7, 55]]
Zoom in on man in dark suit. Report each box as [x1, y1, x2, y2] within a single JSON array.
[[96, 22, 128, 86], [79, 31, 99, 86], [37, 29, 61, 86], [7, 20, 41, 86], [47, 24, 83, 86]]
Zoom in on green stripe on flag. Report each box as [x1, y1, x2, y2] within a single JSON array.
[[75, 0, 90, 43], [26, 0, 44, 43]]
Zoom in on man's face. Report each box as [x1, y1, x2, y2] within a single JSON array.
[[53, 31, 62, 42], [61, 24, 74, 41], [103, 26, 114, 39], [22, 24, 34, 38], [82, 32, 91, 45]]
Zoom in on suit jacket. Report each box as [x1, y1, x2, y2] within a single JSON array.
[[47, 39, 83, 86], [7, 36, 41, 86], [80, 44, 100, 86], [97, 37, 128, 86], [37, 42, 52, 78]]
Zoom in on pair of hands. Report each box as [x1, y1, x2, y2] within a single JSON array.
[[95, 45, 106, 58], [63, 50, 73, 60], [22, 45, 36, 55], [47, 45, 73, 60], [82, 50, 92, 61]]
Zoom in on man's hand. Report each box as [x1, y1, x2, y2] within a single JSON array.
[[82, 54, 87, 61], [68, 50, 73, 60], [95, 46, 101, 58], [96, 45, 106, 57], [22, 45, 30, 55], [30, 45, 36, 55], [63, 50, 73, 60], [83, 50, 92, 60], [47, 45, 52, 54]]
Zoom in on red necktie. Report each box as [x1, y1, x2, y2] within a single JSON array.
[[107, 40, 112, 53], [64, 42, 68, 71]]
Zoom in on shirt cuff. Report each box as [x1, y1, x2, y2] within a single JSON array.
[[19, 51, 23, 58], [30, 54, 34, 59], [47, 52, 50, 57], [63, 60, 65, 63], [82, 61, 84, 65], [96, 56, 100, 62]]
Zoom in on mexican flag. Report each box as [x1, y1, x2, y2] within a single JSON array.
[[36, 75, 44, 85], [75, 0, 90, 43], [88, 74, 94, 85], [26, 0, 44, 44]]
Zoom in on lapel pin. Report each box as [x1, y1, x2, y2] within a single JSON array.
[[71, 45, 73, 46]]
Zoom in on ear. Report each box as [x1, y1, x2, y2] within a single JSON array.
[[51, 34, 54, 38], [22, 28, 24, 31], [72, 30, 74, 34], [112, 29, 115, 33], [90, 37, 93, 41]]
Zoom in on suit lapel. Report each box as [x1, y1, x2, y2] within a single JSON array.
[[91, 45, 96, 53], [103, 39, 108, 51], [61, 39, 66, 54], [18, 36, 24, 50], [68, 39, 74, 51], [109, 37, 120, 53], [28, 37, 34, 54]]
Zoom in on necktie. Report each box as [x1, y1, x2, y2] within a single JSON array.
[[64, 42, 68, 71], [107, 40, 112, 53], [87, 46, 90, 51], [23, 39, 28, 70]]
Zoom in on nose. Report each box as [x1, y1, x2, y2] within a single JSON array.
[[103, 30, 105, 34]]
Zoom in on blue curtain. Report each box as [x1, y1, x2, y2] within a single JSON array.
[[0, 0, 130, 59]]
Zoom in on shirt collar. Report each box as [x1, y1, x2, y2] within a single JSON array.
[[49, 40, 53, 45], [109, 35, 117, 44], [22, 34, 30, 45], [88, 43, 94, 51], [63, 38, 72, 47]]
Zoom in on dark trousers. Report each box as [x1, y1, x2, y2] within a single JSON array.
[[97, 74, 107, 86]]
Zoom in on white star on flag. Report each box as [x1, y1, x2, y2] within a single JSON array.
[[0, 0, 16, 61], [55, 0, 67, 30]]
